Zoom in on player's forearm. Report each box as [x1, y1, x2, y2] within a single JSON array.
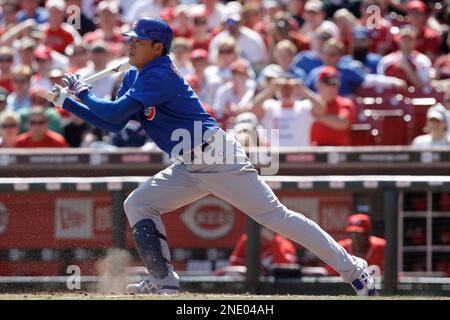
[[63, 97, 127, 133], [78, 90, 142, 124]]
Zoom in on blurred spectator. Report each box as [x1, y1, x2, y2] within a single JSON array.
[[64, 0, 96, 36], [411, 105, 450, 147], [80, 127, 116, 150], [6, 64, 32, 111], [18, 86, 62, 134], [249, 73, 325, 147], [83, 1, 126, 57], [357, 0, 392, 55], [272, 40, 297, 75], [0, 46, 14, 92], [379, 26, 432, 88], [31, 46, 53, 90], [170, 37, 195, 77], [17, 37, 36, 69], [433, 44, 450, 80], [16, 0, 49, 24], [63, 115, 91, 148], [404, 1, 441, 61], [290, 24, 334, 78], [204, 37, 239, 101], [228, 111, 268, 149], [242, 2, 262, 31], [0, 110, 20, 147], [310, 66, 356, 146], [267, 12, 309, 57], [110, 120, 148, 148], [77, 41, 119, 99], [299, 0, 339, 43], [185, 73, 216, 120], [192, 0, 228, 32], [43, 0, 80, 54], [208, 12, 267, 67], [0, 86, 8, 112], [229, 226, 298, 275], [288, 0, 305, 27], [65, 43, 89, 73], [125, 0, 165, 24], [326, 214, 386, 275], [257, 63, 283, 93], [172, 5, 192, 39], [333, 8, 357, 54], [191, 10, 214, 52], [307, 38, 406, 96], [343, 26, 382, 74], [15, 106, 68, 148], [188, 50, 220, 108], [212, 59, 256, 128], [0, 1, 20, 36]]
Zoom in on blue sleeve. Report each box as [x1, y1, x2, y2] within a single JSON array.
[[76, 90, 143, 124], [305, 67, 320, 92], [63, 97, 128, 133]]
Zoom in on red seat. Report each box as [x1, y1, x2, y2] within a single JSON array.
[[349, 123, 377, 146], [364, 109, 410, 145]]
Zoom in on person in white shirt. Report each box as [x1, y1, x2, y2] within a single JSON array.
[[378, 26, 431, 88], [212, 59, 256, 128], [249, 74, 326, 147], [208, 13, 268, 67], [190, 0, 228, 31], [125, 0, 164, 24], [76, 41, 120, 99], [412, 105, 450, 147]]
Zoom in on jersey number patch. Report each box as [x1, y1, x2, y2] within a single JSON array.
[[144, 106, 156, 121]]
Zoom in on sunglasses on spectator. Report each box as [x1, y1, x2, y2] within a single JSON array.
[[219, 48, 234, 55], [318, 33, 332, 41], [14, 77, 29, 84], [321, 77, 340, 86], [1, 123, 18, 129], [0, 56, 13, 62], [194, 19, 207, 25], [29, 120, 47, 126]]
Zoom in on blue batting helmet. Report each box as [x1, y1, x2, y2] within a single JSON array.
[[122, 17, 173, 51]]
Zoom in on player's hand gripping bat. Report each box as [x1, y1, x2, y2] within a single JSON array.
[[45, 57, 131, 103]]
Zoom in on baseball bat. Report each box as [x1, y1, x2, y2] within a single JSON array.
[[46, 57, 132, 103]]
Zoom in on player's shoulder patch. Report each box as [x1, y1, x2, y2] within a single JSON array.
[[143, 105, 156, 121]]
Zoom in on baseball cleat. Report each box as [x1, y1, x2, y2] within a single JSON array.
[[127, 271, 180, 294], [350, 257, 376, 296]]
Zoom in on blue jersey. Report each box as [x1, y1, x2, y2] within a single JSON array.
[[64, 55, 220, 156]]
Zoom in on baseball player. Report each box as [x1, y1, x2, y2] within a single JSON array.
[[49, 17, 375, 296]]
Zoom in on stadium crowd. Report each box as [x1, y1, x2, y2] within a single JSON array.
[[0, 0, 449, 149]]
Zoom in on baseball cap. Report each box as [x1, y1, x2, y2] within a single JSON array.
[[352, 26, 369, 39], [304, 0, 324, 13], [234, 112, 258, 133], [346, 214, 372, 233], [190, 48, 208, 60], [97, 0, 119, 14], [427, 105, 447, 122], [46, 0, 65, 11], [47, 69, 64, 79], [318, 66, 340, 83], [34, 46, 51, 60], [0, 86, 8, 102], [407, 1, 427, 14], [224, 13, 242, 26], [261, 64, 283, 79]]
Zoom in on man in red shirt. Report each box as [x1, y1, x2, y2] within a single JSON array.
[[15, 106, 68, 148], [43, 0, 79, 54], [310, 66, 356, 146], [403, 1, 441, 62], [229, 227, 298, 274], [326, 214, 386, 276]]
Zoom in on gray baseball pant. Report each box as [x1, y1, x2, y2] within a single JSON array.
[[124, 130, 360, 283]]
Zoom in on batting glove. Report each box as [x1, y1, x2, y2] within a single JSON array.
[[48, 84, 70, 108], [63, 73, 91, 97]]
